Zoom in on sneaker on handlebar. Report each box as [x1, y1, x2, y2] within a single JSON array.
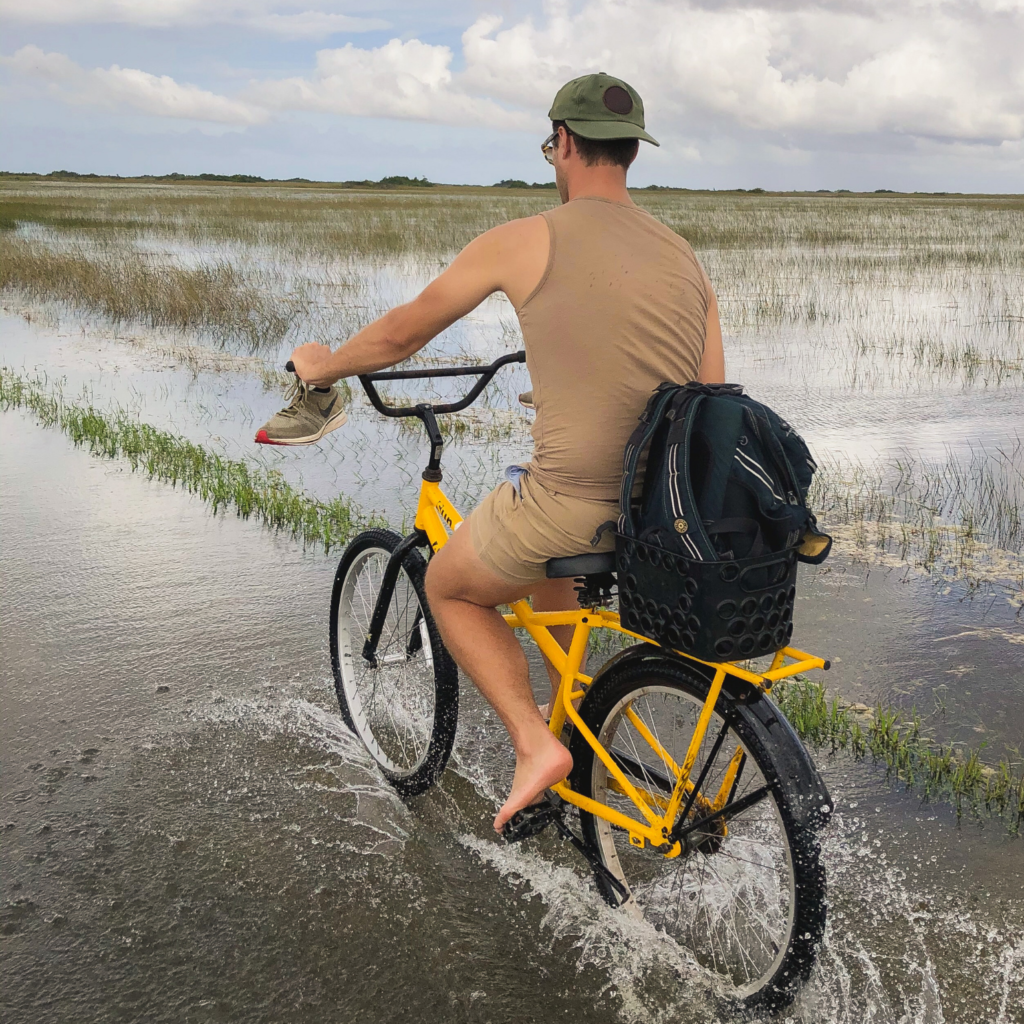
[[255, 377, 348, 445]]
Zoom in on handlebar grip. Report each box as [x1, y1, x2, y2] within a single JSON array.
[[285, 360, 295, 373]]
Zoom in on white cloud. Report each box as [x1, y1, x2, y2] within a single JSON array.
[[247, 12, 390, 38], [3, 45, 266, 125], [3, 0, 1023, 150], [0, 1, 227, 26], [0, 1, 390, 36], [456, 1, 1024, 144], [247, 0, 1024, 145], [248, 38, 533, 129]]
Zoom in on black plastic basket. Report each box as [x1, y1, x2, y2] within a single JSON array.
[[615, 535, 798, 662]]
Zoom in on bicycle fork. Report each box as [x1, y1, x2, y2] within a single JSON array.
[[361, 529, 429, 667]]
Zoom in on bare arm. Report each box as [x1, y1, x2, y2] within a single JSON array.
[[697, 274, 725, 384], [288, 216, 547, 387]]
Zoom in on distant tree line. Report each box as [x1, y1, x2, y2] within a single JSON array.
[[0, 171, 961, 195], [0, 170, 437, 189], [493, 179, 558, 189]]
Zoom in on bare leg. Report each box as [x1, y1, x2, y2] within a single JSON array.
[[424, 525, 573, 833], [530, 577, 585, 717]]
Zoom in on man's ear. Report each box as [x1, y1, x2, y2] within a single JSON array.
[[559, 126, 574, 161], [627, 140, 639, 168]]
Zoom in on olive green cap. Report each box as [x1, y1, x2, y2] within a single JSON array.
[[548, 73, 659, 146]]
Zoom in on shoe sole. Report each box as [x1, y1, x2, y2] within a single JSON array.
[[255, 410, 348, 446]]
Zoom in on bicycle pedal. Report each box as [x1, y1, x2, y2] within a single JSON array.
[[501, 799, 562, 843]]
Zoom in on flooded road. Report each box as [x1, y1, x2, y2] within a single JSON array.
[[3, 411, 1022, 1024], [2, 186, 1023, 1021]]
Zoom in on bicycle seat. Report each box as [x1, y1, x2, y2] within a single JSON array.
[[545, 552, 616, 579]]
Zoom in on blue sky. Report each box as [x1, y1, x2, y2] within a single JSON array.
[[2, 1, 1022, 191]]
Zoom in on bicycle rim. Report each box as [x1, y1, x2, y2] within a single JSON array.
[[587, 683, 798, 1000], [336, 545, 437, 778]]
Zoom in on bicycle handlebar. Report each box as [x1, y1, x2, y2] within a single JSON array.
[[285, 350, 526, 418]]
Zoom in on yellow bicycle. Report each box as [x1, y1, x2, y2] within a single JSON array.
[[324, 351, 834, 1009]]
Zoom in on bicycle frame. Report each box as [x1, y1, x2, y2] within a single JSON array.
[[355, 350, 829, 856], [413, 474, 828, 855]]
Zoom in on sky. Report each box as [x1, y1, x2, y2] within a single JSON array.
[[1, 0, 1023, 192]]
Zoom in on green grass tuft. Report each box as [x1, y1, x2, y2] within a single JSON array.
[[773, 676, 1024, 830], [0, 369, 381, 553]]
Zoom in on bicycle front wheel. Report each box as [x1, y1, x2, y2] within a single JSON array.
[[569, 655, 825, 1009], [330, 529, 458, 796]]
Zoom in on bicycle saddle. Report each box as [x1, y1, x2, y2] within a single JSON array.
[[546, 551, 616, 579]]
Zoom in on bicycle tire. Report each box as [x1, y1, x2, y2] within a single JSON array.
[[568, 655, 825, 1009], [330, 529, 458, 797]]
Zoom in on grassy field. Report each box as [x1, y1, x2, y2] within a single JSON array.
[[1, 184, 1021, 391], [2, 180, 1023, 825], [1, 180, 1022, 599]]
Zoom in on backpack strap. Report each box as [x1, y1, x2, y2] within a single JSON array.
[[706, 517, 766, 559], [742, 404, 803, 505], [618, 385, 681, 537], [686, 398, 746, 523]]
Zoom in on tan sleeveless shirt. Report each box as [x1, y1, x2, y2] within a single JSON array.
[[515, 196, 708, 500]]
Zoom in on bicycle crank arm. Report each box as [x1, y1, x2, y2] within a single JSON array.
[[668, 784, 771, 845], [500, 796, 632, 907], [552, 815, 632, 906], [361, 529, 428, 667]]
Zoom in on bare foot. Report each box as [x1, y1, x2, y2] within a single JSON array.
[[494, 735, 573, 833]]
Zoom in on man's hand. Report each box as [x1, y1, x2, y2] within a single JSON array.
[[289, 342, 340, 388]]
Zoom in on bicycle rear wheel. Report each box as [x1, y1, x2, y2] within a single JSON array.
[[568, 655, 825, 1009], [330, 529, 458, 796]]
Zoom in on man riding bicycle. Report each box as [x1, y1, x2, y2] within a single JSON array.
[[257, 73, 725, 834]]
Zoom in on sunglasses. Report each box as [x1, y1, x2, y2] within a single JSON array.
[[541, 131, 558, 165]]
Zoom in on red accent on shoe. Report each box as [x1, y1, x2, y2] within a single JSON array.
[[254, 429, 286, 446]]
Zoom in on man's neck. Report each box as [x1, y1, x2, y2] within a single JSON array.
[[564, 166, 633, 205]]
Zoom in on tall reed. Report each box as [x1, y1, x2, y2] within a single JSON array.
[[0, 234, 295, 350]]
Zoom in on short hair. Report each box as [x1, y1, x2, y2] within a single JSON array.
[[552, 120, 639, 171]]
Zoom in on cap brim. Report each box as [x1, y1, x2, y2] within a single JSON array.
[[564, 118, 659, 146]]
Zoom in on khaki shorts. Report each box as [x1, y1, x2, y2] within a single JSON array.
[[468, 469, 618, 588]]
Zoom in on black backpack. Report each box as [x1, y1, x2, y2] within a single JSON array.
[[614, 382, 831, 661]]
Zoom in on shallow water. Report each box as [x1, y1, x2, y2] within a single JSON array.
[[3, 413, 1023, 1024], [3, 189, 1024, 1021]]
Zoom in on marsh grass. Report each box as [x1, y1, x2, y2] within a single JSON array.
[[851, 327, 1024, 381], [0, 369, 377, 552], [114, 335, 301, 392], [3, 183, 1022, 374], [2, 181, 1022, 591], [0, 233, 295, 349], [0, 184, 556, 258], [811, 445, 1024, 597], [773, 677, 1024, 829], [392, 406, 528, 446]]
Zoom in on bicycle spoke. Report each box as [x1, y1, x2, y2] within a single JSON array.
[[337, 545, 437, 776], [585, 683, 800, 998]]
